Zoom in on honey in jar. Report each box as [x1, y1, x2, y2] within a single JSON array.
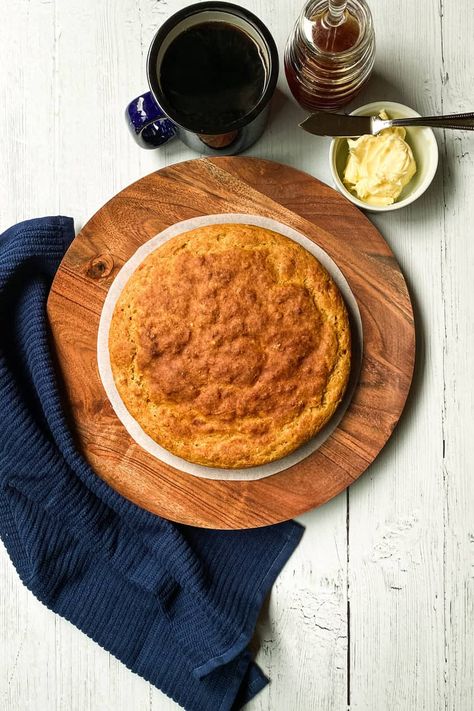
[[285, 0, 375, 111]]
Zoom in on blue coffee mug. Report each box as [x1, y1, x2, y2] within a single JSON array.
[[125, 2, 279, 156]]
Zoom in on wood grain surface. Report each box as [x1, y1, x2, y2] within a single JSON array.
[[47, 157, 415, 529]]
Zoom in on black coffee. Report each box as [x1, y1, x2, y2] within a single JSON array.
[[160, 21, 266, 133]]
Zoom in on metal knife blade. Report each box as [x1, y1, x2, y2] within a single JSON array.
[[300, 112, 373, 137]]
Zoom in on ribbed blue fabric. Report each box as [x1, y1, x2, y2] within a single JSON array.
[[0, 217, 304, 711]]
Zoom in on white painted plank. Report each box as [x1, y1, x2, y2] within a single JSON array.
[[0, 3, 61, 711], [347, 0, 448, 709], [439, 1, 474, 709], [251, 498, 348, 711], [0, 0, 58, 225]]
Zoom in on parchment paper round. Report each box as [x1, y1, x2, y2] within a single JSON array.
[[97, 214, 363, 481]]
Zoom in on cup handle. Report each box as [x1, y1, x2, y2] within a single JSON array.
[[125, 92, 178, 149]]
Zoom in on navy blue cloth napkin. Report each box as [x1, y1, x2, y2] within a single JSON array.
[[0, 217, 303, 711]]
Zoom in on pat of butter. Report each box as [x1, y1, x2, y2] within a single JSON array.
[[343, 110, 417, 206]]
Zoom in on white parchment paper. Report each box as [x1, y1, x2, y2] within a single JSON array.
[[97, 214, 363, 481]]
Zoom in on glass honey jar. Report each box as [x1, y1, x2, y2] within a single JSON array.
[[285, 0, 376, 111]]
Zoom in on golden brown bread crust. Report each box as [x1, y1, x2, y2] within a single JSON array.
[[109, 224, 351, 468]]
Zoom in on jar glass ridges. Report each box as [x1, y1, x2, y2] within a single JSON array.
[[285, 0, 376, 111]]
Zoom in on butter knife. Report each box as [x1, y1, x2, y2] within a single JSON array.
[[300, 110, 474, 137]]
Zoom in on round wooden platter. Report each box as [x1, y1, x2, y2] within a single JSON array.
[[47, 157, 415, 529]]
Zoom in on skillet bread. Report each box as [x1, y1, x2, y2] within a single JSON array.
[[109, 224, 351, 468]]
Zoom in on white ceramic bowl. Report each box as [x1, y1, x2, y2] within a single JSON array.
[[329, 100, 439, 212]]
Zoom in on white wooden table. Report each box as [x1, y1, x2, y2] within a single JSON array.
[[1, 1, 473, 709]]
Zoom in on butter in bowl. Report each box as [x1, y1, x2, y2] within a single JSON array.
[[329, 101, 439, 212]]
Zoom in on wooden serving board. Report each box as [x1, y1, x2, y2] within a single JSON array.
[[47, 157, 415, 529]]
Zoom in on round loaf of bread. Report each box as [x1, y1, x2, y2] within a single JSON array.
[[109, 224, 351, 468]]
